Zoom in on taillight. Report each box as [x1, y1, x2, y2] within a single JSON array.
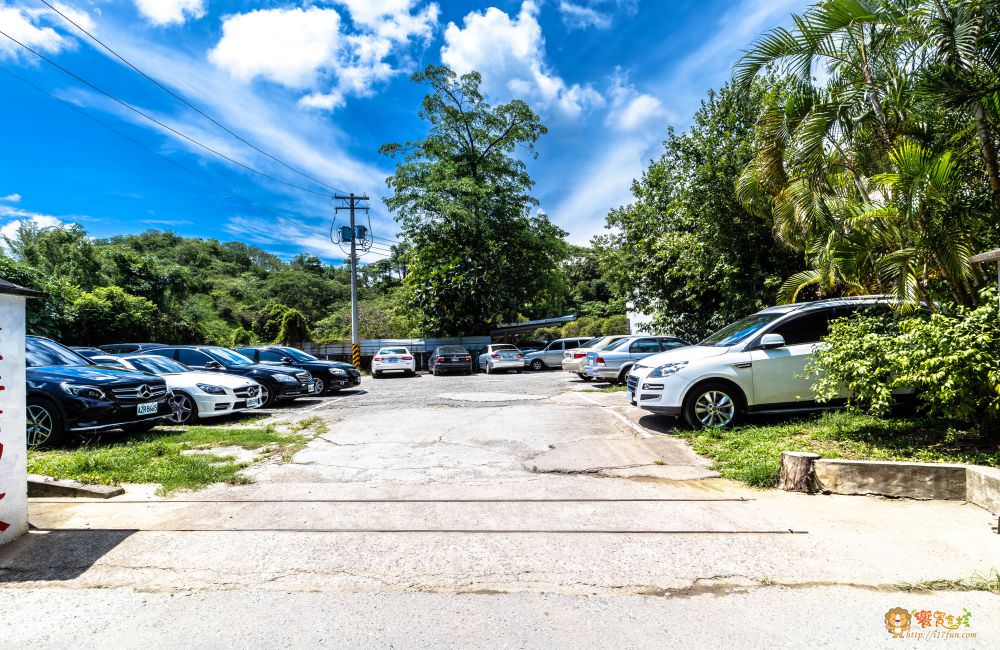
[[596, 356, 605, 365], [574, 352, 586, 359], [436, 357, 445, 362], [374, 356, 383, 361], [403, 356, 413, 361], [491, 354, 500, 359], [516, 353, 524, 359]]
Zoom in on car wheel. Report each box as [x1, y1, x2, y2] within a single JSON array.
[[617, 367, 633, 385], [530, 359, 544, 371], [485, 363, 493, 374], [313, 377, 326, 395], [683, 382, 741, 429], [577, 373, 594, 382], [373, 370, 382, 378], [258, 383, 276, 407], [26, 398, 64, 449], [168, 392, 198, 425]]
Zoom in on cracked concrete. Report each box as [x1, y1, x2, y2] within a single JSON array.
[[4, 370, 999, 647]]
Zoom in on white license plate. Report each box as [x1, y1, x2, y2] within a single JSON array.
[[137, 402, 158, 416], [246, 396, 262, 408]]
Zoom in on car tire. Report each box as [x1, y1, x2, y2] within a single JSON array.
[[26, 397, 64, 449], [373, 371, 382, 379], [530, 359, 544, 371], [577, 373, 593, 382], [682, 381, 742, 429], [258, 382, 276, 407], [616, 366, 633, 385], [485, 363, 493, 375], [168, 392, 198, 425], [313, 377, 326, 395]]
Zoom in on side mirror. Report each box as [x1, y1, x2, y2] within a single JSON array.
[[758, 333, 786, 350], [281, 357, 293, 365], [206, 360, 223, 369]]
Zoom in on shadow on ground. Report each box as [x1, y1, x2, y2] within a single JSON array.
[[0, 529, 135, 583]]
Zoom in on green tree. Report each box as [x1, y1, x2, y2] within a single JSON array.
[[275, 308, 310, 345], [68, 286, 158, 345], [380, 64, 568, 335], [229, 326, 257, 347]]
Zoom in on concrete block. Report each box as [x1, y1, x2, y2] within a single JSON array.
[[27, 474, 125, 499], [813, 459, 967, 500], [966, 465, 1000, 514]]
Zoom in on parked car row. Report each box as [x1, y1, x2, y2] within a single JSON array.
[[26, 338, 362, 448]]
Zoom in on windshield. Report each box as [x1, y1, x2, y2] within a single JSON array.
[[207, 348, 254, 366], [129, 356, 189, 374], [439, 346, 468, 354], [699, 313, 783, 347], [26, 337, 91, 368], [597, 336, 629, 350], [492, 344, 518, 351], [279, 347, 318, 362], [580, 337, 603, 348], [379, 348, 409, 355]]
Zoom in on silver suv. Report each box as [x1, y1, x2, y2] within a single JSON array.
[[524, 337, 592, 371], [583, 336, 689, 384]]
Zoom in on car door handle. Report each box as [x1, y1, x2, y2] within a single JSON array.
[[731, 362, 752, 369]]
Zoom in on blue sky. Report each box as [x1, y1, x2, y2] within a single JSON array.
[[0, 0, 806, 262]]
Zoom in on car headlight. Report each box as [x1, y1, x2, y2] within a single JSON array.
[[648, 361, 688, 378], [60, 382, 106, 400], [196, 383, 227, 395], [329, 368, 348, 376], [273, 373, 298, 383]]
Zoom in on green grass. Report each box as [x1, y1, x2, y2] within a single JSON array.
[[674, 411, 1000, 488], [598, 384, 627, 393], [897, 569, 1000, 595], [28, 420, 324, 495]]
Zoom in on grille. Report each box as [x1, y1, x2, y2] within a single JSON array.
[[626, 376, 638, 392], [294, 371, 311, 386], [111, 383, 168, 403], [234, 385, 260, 399]]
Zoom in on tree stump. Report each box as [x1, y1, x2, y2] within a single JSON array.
[[778, 451, 821, 493]]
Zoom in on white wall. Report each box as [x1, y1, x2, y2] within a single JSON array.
[[0, 295, 27, 544]]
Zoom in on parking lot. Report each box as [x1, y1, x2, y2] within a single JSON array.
[[4, 369, 1000, 647]]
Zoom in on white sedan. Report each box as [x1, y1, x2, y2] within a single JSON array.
[[91, 354, 264, 424], [371, 347, 416, 378]]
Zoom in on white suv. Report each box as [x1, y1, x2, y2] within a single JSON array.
[[626, 297, 893, 428]]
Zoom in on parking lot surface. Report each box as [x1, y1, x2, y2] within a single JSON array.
[[3, 370, 999, 647]]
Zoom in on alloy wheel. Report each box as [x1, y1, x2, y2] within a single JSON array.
[[531, 360, 543, 371], [314, 377, 325, 394], [259, 384, 272, 406], [26, 404, 55, 448], [168, 393, 195, 424], [694, 390, 736, 428]]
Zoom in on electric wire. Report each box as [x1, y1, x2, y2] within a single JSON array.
[[37, 0, 348, 197], [0, 28, 333, 198]]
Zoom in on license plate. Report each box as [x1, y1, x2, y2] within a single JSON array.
[[247, 396, 262, 408], [389, 358, 399, 363], [137, 402, 158, 416]]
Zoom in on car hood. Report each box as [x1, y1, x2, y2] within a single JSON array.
[[304, 360, 355, 371], [28, 365, 162, 384], [162, 372, 258, 390], [634, 345, 732, 369]]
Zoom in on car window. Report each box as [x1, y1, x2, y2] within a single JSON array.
[[598, 337, 629, 350], [379, 348, 408, 355], [280, 347, 317, 362], [658, 338, 686, 351], [207, 348, 254, 366], [177, 349, 211, 366], [95, 357, 129, 369], [700, 313, 783, 347], [258, 349, 286, 363], [492, 344, 517, 351], [26, 338, 90, 367], [771, 310, 832, 346], [129, 356, 189, 374], [629, 338, 661, 354], [581, 337, 602, 348]]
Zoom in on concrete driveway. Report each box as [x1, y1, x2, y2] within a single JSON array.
[[3, 370, 999, 648]]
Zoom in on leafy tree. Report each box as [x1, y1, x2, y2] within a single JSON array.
[[67, 286, 158, 345], [229, 326, 257, 347], [275, 308, 310, 345], [380, 64, 568, 335], [597, 80, 801, 340]]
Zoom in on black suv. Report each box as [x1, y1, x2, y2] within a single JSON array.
[[145, 345, 314, 407], [26, 336, 171, 447], [236, 346, 361, 395]]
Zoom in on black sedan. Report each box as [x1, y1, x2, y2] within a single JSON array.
[[27, 336, 172, 447], [144, 345, 315, 407], [428, 345, 473, 376], [236, 346, 361, 394]]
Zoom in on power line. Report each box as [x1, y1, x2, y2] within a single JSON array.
[[36, 0, 348, 197], [0, 64, 303, 225], [0, 28, 332, 198]]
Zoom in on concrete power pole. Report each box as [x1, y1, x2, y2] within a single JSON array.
[[334, 194, 370, 369]]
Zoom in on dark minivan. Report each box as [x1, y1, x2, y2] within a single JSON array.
[[236, 346, 361, 394], [145, 345, 315, 407], [26, 336, 172, 447], [428, 345, 473, 376]]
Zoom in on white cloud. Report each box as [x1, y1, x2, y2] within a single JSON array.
[[0, 205, 67, 243], [209, 7, 342, 89], [558, 1, 638, 30], [0, 4, 70, 60], [134, 0, 205, 27], [605, 71, 669, 133], [441, 1, 601, 118], [209, 2, 437, 111], [0, 193, 21, 203]]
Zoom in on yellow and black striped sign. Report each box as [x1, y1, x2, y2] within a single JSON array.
[[352, 343, 361, 369]]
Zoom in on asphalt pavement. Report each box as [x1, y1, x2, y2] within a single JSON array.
[[2, 369, 998, 648]]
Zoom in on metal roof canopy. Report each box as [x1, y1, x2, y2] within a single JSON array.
[[0, 279, 45, 298], [490, 314, 577, 337]]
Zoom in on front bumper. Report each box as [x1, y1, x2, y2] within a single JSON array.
[[275, 382, 314, 399], [193, 391, 263, 419], [66, 397, 172, 432], [327, 371, 362, 388], [626, 368, 686, 415]]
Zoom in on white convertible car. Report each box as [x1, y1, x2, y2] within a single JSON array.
[[91, 354, 264, 424]]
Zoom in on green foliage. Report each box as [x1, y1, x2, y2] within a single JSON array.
[[69, 286, 158, 345], [275, 308, 310, 345], [597, 80, 799, 341], [229, 326, 257, 347], [381, 65, 572, 335], [810, 300, 1000, 429]]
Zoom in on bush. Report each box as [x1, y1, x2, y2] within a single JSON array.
[[68, 286, 158, 345], [275, 308, 310, 345], [229, 326, 257, 347], [809, 301, 1000, 430]]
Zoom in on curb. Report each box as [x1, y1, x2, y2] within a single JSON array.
[[27, 474, 125, 499]]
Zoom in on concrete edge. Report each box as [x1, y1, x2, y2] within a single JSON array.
[[783, 455, 1000, 514], [27, 474, 125, 499]]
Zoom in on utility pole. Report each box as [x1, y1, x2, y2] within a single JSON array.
[[334, 193, 370, 369]]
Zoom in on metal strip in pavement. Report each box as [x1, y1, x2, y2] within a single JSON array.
[[30, 527, 808, 535], [29, 497, 753, 504]]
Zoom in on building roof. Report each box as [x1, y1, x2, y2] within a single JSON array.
[[0, 278, 46, 298], [490, 314, 577, 336]]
